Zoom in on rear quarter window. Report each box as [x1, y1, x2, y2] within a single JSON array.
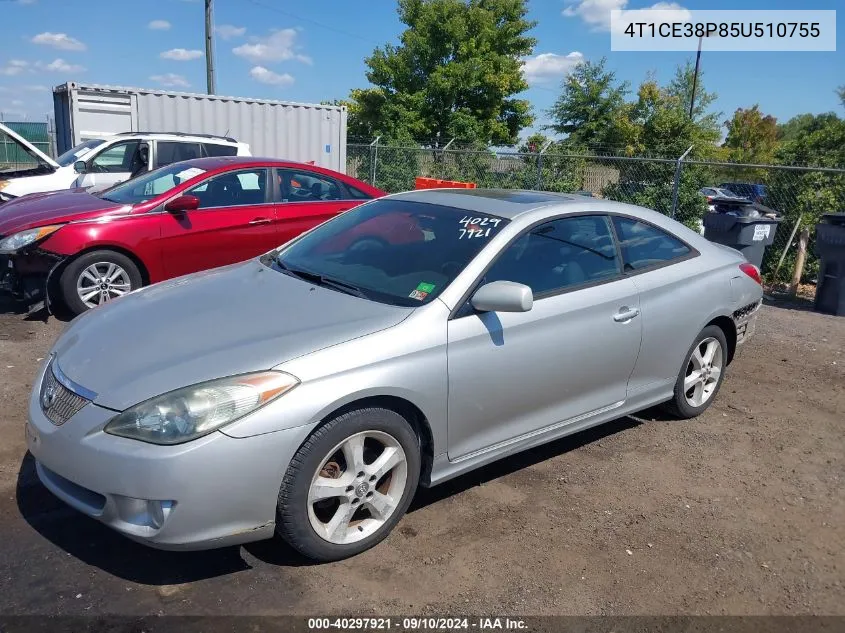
[[612, 216, 692, 271]]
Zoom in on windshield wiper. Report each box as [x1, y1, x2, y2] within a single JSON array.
[[275, 260, 370, 299]]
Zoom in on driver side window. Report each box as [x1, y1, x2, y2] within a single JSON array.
[[483, 215, 621, 298], [89, 141, 140, 173]]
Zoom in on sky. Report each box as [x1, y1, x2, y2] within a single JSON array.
[[1, 0, 842, 143]]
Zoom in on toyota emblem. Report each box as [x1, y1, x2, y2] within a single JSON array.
[[41, 383, 57, 410]]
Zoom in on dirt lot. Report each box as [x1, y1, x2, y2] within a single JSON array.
[[0, 300, 842, 617]]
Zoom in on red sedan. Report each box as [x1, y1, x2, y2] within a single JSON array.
[[0, 157, 385, 315]]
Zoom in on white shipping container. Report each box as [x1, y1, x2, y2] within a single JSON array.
[[52, 82, 348, 172]]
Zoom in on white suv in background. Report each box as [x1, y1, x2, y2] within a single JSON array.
[[0, 124, 250, 200]]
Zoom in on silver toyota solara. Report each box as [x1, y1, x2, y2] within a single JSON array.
[[25, 189, 763, 561]]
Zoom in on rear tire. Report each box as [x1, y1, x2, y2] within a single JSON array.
[[59, 250, 142, 316], [276, 408, 420, 562], [662, 325, 728, 419]]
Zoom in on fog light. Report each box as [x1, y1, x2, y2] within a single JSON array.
[[113, 495, 176, 530]]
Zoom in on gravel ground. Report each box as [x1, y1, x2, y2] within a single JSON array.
[[0, 300, 842, 616]]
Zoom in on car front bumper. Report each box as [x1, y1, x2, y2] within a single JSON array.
[[25, 360, 313, 550], [0, 248, 66, 313]]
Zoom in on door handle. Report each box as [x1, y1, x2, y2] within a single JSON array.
[[248, 217, 272, 225], [613, 307, 640, 322]]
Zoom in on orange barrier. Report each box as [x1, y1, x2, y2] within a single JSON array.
[[414, 176, 477, 190]]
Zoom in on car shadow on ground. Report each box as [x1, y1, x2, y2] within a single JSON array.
[[0, 295, 74, 322], [16, 408, 669, 581]]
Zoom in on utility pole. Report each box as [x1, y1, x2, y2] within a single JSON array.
[[688, 35, 702, 119], [205, 0, 216, 94]]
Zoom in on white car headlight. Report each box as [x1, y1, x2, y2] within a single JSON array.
[[104, 371, 299, 445], [0, 225, 63, 254]]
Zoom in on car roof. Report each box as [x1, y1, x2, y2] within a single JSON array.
[[110, 132, 244, 145], [386, 189, 585, 219], [162, 156, 338, 172]]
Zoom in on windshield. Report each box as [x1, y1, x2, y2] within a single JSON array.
[[99, 163, 207, 205], [268, 199, 510, 307], [55, 139, 104, 167]]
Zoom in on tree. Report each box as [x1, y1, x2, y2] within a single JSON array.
[[838, 85, 845, 109], [601, 65, 723, 228], [546, 58, 631, 151], [766, 112, 845, 282], [346, 0, 536, 145], [665, 60, 721, 134], [723, 105, 779, 165]]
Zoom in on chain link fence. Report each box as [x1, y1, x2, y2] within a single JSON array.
[[347, 141, 845, 296], [0, 119, 55, 171]]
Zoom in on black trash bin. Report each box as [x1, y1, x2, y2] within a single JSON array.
[[702, 198, 782, 269], [814, 213, 845, 316]]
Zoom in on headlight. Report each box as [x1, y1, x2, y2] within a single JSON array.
[[0, 225, 63, 254], [104, 371, 299, 445]]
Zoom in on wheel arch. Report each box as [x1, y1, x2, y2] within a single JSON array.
[[303, 395, 435, 487], [54, 244, 151, 286], [705, 315, 737, 365]]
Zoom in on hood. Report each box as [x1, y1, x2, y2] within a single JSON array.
[[0, 188, 125, 235], [52, 259, 414, 411], [0, 122, 59, 170]]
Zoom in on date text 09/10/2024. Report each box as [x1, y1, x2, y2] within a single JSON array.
[[307, 617, 528, 630]]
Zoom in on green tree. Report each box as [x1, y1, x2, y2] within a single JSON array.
[[766, 112, 845, 282], [723, 105, 779, 165], [347, 0, 536, 145], [546, 57, 631, 151], [837, 85, 845, 109]]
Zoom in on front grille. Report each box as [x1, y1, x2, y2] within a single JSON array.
[[40, 361, 90, 426]]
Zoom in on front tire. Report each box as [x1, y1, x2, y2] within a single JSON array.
[[663, 325, 728, 419], [59, 250, 142, 315], [276, 408, 420, 562]]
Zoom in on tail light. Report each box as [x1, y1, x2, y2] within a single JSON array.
[[706, 196, 713, 202], [739, 262, 761, 285]]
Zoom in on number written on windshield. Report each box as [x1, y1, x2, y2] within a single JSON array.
[[458, 215, 502, 239]]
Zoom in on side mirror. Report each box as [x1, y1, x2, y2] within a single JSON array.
[[470, 281, 533, 313], [73, 160, 87, 174], [164, 194, 200, 213]]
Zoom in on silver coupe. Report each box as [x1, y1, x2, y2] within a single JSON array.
[[25, 189, 763, 561]]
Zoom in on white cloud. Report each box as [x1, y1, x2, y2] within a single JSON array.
[[148, 20, 172, 31], [31, 32, 87, 51], [563, 0, 689, 33], [523, 52, 585, 84], [0, 60, 30, 76], [10, 100, 25, 107], [36, 58, 86, 73], [249, 66, 294, 86], [160, 48, 203, 61], [23, 84, 48, 91], [216, 24, 246, 40], [150, 73, 190, 88], [233, 29, 311, 65], [17, 0, 38, 5]]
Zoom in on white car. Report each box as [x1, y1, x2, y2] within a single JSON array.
[[0, 124, 250, 200]]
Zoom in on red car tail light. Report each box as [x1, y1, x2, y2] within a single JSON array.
[[739, 262, 761, 285]]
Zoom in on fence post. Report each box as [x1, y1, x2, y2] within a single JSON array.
[[369, 136, 381, 187], [670, 145, 694, 219], [788, 226, 811, 297], [440, 137, 455, 180], [537, 140, 553, 190]]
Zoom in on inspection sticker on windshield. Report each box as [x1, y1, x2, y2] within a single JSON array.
[[409, 281, 435, 300], [175, 167, 206, 182], [458, 215, 502, 239]]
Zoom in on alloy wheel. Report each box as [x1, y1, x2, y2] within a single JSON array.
[[76, 262, 132, 308], [683, 336, 723, 408], [307, 430, 408, 545]]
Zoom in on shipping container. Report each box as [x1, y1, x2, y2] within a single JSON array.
[[52, 82, 348, 172]]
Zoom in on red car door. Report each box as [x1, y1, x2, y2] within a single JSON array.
[[158, 168, 279, 279], [273, 168, 358, 246]]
